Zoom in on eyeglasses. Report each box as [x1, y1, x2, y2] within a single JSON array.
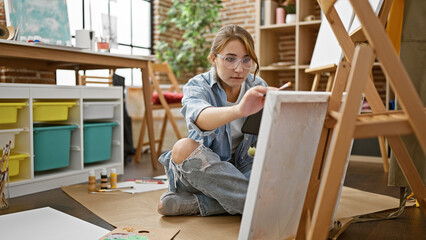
[[216, 54, 253, 70]]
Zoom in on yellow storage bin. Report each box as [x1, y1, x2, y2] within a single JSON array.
[[1, 152, 28, 177], [0, 102, 26, 124], [33, 102, 76, 122]]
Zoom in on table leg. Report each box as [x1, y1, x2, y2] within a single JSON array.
[[140, 67, 157, 169]]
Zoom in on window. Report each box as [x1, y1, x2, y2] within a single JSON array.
[[57, 0, 152, 86]]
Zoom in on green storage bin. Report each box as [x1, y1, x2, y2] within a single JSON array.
[[83, 122, 118, 163], [33, 124, 78, 171]]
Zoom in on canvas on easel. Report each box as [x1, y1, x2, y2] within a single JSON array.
[[308, 0, 384, 92], [239, 91, 330, 240], [309, 0, 354, 70], [307, 0, 354, 92]]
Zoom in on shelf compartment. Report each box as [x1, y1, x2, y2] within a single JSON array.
[[259, 70, 296, 89], [0, 128, 24, 149], [83, 122, 119, 163], [33, 101, 77, 122], [0, 102, 26, 124], [83, 101, 120, 120], [259, 31, 296, 68], [3, 152, 29, 177], [33, 124, 78, 171]]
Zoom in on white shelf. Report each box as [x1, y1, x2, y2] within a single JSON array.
[[0, 83, 124, 197]]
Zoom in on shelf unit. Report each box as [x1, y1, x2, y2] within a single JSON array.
[[0, 83, 123, 197], [255, 0, 391, 108], [256, 0, 322, 90]]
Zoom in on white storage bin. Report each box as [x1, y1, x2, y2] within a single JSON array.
[[83, 101, 119, 120], [0, 128, 24, 149]]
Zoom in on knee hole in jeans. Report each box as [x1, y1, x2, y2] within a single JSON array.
[[171, 138, 200, 164]]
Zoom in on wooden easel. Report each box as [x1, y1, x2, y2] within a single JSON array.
[[307, 64, 337, 92], [306, 0, 394, 173], [308, 63, 390, 173], [296, 1, 426, 239]]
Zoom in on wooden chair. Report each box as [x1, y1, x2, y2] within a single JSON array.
[[134, 62, 184, 164], [77, 69, 115, 86]]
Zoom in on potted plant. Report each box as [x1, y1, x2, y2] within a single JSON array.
[[282, 0, 296, 23], [154, 0, 223, 80]]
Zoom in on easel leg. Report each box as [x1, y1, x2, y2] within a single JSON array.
[[307, 45, 375, 240], [378, 136, 389, 172], [311, 73, 321, 91], [297, 61, 351, 240], [325, 72, 335, 92], [387, 135, 426, 213]]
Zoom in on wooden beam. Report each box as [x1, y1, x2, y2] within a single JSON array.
[[305, 64, 337, 74], [318, 0, 338, 16]]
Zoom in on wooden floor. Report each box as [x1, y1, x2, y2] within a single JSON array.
[[1, 154, 425, 239]]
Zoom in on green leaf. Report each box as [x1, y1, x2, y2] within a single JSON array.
[[155, 0, 223, 79]]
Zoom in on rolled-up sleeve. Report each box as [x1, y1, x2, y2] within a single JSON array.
[[181, 81, 217, 137]]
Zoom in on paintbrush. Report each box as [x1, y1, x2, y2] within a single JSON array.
[[278, 81, 292, 90], [261, 81, 292, 98]]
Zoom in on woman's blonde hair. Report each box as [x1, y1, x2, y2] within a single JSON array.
[[209, 24, 259, 79]]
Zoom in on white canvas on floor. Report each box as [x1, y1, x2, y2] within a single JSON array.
[[0, 207, 109, 240]]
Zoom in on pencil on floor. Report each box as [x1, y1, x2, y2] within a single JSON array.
[[108, 186, 134, 190]]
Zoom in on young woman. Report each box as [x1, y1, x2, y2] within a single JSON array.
[[157, 24, 276, 216]]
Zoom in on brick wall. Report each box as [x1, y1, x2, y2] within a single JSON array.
[[153, 0, 183, 50], [0, 68, 56, 84], [0, 0, 5, 26], [220, 0, 256, 37], [0, 0, 56, 84], [153, 0, 256, 49]]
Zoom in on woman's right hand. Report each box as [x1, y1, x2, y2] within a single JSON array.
[[195, 86, 277, 131], [236, 86, 278, 117]]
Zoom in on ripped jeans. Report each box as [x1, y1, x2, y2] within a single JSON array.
[[167, 141, 253, 216]]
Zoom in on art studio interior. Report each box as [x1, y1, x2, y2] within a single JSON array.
[[0, 0, 425, 239]]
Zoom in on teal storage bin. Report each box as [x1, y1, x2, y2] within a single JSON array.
[[33, 124, 78, 171], [84, 122, 118, 163]]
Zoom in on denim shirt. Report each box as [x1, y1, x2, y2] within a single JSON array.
[[158, 67, 267, 175]]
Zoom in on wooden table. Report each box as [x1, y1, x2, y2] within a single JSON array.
[[0, 39, 159, 168]]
